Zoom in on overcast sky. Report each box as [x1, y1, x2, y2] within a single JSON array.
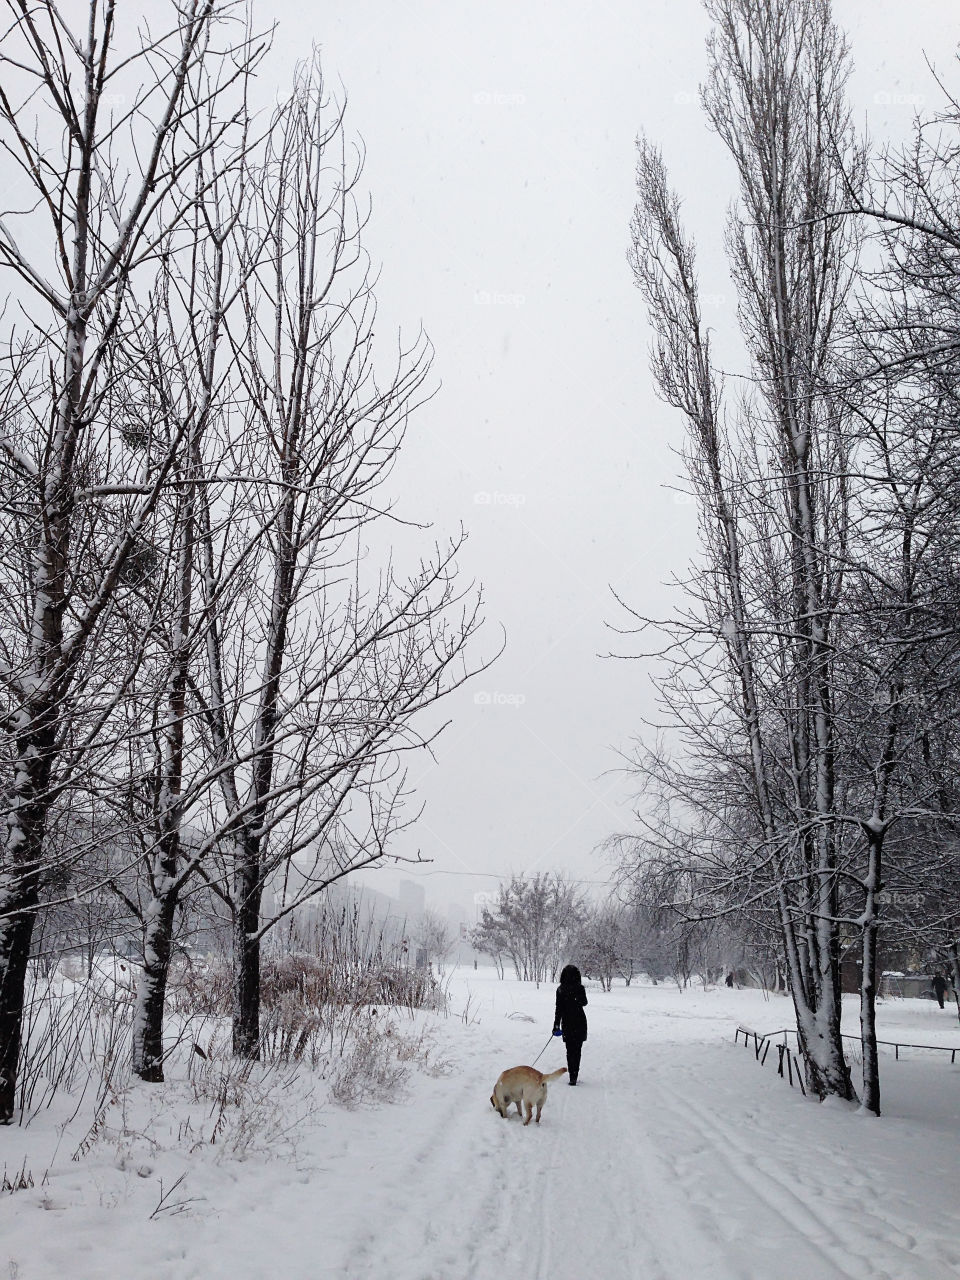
[[248, 0, 960, 919]]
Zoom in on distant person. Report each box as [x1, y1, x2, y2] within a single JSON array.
[[932, 971, 947, 1009], [553, 963, 588, 1085]]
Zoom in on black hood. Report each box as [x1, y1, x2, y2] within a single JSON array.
[[559, 964, 582, 986]]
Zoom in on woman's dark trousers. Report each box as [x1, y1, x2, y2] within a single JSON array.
[[565, 1038, 583, 1083]]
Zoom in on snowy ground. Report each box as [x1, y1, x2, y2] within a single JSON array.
[[4, 969, 960, 1279]]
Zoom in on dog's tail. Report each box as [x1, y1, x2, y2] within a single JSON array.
[[543, 1067, 567, 1082]]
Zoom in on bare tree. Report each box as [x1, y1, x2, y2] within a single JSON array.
[[416, 909, 453, 970], [0, 0, 266, 1122], [472, 873, 586, 984], [179, 62, 485, 1059], [108, 54, 264, 1082], [574, 904, 623, 992], [624, 0, 866, 1102]]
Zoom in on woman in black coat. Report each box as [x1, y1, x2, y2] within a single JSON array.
[[553, 963, 588, 1084]]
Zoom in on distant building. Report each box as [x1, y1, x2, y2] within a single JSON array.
[[398, 880, 425, 917]]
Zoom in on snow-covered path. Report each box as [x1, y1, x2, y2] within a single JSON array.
[[310, 975, 960, 1280], [5, 972, 960, 1279]]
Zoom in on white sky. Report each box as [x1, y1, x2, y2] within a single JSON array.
[[260, 1, 959, 916]]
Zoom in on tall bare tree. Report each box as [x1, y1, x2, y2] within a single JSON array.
[[119, 122, 257, 1081], [181, 63, 485, 1059], [0, 0, 266, 1121], [625, 0, 866, 1102]]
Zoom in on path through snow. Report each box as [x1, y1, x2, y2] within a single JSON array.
[[4, 971, 960, 1279]]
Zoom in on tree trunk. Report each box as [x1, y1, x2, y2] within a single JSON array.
[[132, 891, 178, 1082], [793, 1006, 855, 1101], [859, 929, 880, 1115], [948, 943, 960, 1024], [781, 888, 856, 1102], [232, 859, 262, 1059], [130, 432, 200, 1082], [0, 717, 56, 1124], [0, 885, 39, 1124], [858, 825, 883, 1115]]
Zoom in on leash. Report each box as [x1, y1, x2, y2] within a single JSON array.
[[531, 1033, 557, 1067]]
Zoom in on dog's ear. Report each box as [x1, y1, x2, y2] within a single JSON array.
[[490, 1095, 496, 1108]]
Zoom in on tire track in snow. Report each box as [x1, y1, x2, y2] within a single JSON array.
[[646, 1050, 950, 1280], [341, 1074, 480, 1280], [482, 1040, 748, 1280], [337, 1052, 564, 1280], [709, 1094, 947, 1277], [650, 1069, 866, 1280], [329, 1035, 885, 1280], [589, 1042, 747, 1280], [531, 1042, 719, 1280]]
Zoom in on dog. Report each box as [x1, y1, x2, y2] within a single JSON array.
[[490, 1065, 567, 1125]]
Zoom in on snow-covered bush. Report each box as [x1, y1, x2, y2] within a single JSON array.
[[329, 1009, 450, 1108]]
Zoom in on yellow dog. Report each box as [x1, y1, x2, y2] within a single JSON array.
[[490, 1065, 567, 1125]]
